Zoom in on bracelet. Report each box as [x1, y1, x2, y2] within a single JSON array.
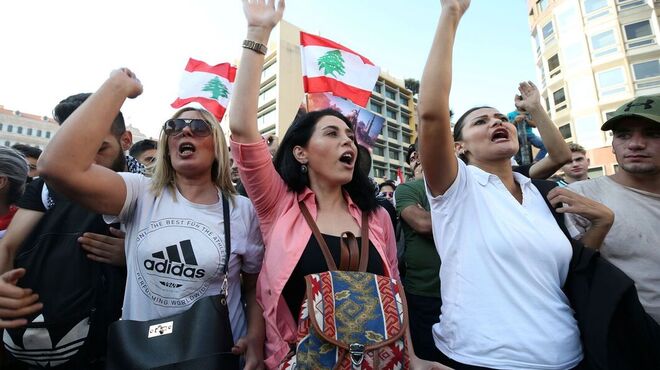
[[242, 39, 268, 55]]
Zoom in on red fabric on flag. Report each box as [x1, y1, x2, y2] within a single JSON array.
[[396, 167, 405, 185], [171, 58, 237, 120], [302, 77, 373, 108], [300, 32, 375, 66], [170, 97, 227, 121]]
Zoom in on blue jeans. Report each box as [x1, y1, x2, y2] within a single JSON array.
[[528, 133, 547, 161]]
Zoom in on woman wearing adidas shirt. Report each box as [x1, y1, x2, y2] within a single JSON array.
[[37, 70, 266, 368]]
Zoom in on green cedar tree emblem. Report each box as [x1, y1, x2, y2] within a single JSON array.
[[202, 76, 229, 99], [317, 50, 346, 78]]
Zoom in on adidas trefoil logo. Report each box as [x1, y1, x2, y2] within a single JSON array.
[[144, 240, 206, 284], [3, 314, 89, 367]]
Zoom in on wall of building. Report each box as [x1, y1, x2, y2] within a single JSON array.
[[0, 106, 59, 149], [527, 0, 660, 175]]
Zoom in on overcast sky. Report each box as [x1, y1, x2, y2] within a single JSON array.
[[1, 0, 536, 138]]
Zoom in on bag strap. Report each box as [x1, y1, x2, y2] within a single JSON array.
[[299, 202, 370, 272], [221, 194, 231, 297], [299, 202, 337, 271]]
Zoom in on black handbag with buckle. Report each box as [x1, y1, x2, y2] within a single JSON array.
[[105, 194, 240, 370]]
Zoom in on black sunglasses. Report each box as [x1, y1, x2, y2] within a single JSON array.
[[163, 118, 212, 137]]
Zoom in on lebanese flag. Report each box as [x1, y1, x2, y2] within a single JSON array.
[[171, 58, 237, 120], [395, 167, 405, 185], [300, 32, 380, 107]]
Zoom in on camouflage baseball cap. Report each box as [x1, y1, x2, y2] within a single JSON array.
[[601, 94, 660, 131]]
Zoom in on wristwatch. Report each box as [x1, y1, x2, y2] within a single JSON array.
[[242, 40, 268, 55]]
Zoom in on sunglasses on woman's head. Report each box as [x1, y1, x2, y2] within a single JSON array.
[[163, 118, 212, 137]]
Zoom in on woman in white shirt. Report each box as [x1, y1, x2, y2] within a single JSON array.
[[417, 1, 612, 369]]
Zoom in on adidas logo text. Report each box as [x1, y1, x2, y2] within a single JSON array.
[[144, 259, 205, 278], [144, 239, 206, 279]]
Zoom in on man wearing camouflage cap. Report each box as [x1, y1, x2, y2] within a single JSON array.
[[565, 94, 660, 324]]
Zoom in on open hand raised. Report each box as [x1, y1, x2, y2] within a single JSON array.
[[514, 81, 541, 113], [242, 0, 285, 31]]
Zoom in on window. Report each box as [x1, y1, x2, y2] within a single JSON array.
[[632, 60, 660, 80], [538, 0, 549, 11], [401, 115, 410, 125], [17, 127, 23, 134], [261, 62, 277, 81], [374, 167, 385, 178], [7, 125, 13, 133], [373, 145, 384, 156], [547, 54, 560, 77], [390, 170, 398, 180], [588, 166, 605, 178], [385, 88, 396, 100], [597, 67, 626, 97], [387, 127, 398, 140], [559, 123, 572, 139], [373, 83, 382, 94], [399, 95, 409, 106], [389, 149, 399, 161], [545, 96, 551, 111], [403, 133, 411, 144], [632, 59, 660, 89], [553, 87, 566, 106], [45, 131, 51, 139], [258, 85, 276, 105], [386, 108, 397, 120], [617, 0, 646, 11], [542, 21, 555, 42], [27, 128, 32, 135], [4, 141, 9, 146], [37, 129, 42, 137], [583, 0, 609, 19], [370, 101, 383, 114], [590, 30, 618, 57], [624, 20, 655, 48], [256, 109, 276, 129]]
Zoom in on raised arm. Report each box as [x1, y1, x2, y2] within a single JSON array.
[[418, 0, 470, 197], [517, 82, 572, 179], [38, 69, 143, 216], [229, 0, 284, 143]]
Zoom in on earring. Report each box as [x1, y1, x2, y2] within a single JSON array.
[[301, 164, 308, 174]]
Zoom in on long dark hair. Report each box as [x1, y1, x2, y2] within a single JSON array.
[[453, 106, 494, 163], [274, 108, 378, 213]]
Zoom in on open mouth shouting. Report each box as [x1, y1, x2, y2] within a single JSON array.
[[490, 128, 511, 143], [178, 142, 196, 158], [338, 150, 355, 168]]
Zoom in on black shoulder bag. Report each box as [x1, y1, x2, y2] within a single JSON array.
[[105, 194, 240, 370]]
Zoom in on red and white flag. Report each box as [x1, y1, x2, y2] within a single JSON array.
[[300, 32, 380, 107], [395, 167, 405, 185], [171, 58, 237, 120]]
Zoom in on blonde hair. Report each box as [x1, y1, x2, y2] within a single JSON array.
[[150, 107, 236, 202]]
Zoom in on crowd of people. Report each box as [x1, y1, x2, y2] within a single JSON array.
[[0, 0, 658, 369]]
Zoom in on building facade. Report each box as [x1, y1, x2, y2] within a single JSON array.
[[0, 105, 59, 149], [246, 20, 416, 181], [527, 0, 660, 176]]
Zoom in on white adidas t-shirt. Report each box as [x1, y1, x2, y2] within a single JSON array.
[[425, 158, 582, 370], [108, 173, 264, 342]]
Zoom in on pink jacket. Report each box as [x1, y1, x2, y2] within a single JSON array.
[[230, 139, 400, 369]]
